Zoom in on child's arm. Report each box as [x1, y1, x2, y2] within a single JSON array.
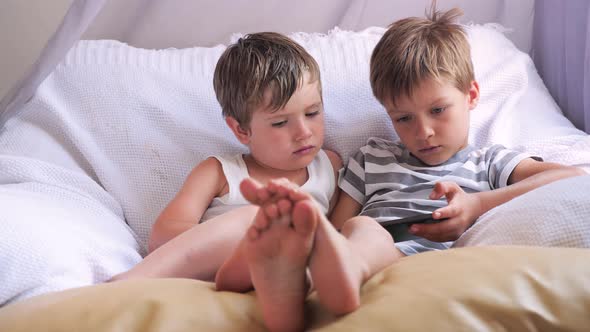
[[476, 159, 586, 214], [323, 149, 365, 229], [324, 149, 343, 214], [329, 192, 363, 230], [148, 157, 227, 252], [411, 159, 586, 242]]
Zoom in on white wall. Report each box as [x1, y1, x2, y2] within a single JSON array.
[[0, 0, 72, 101]]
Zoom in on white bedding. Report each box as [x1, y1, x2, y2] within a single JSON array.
[[0, 24, 589, 305], [455, 175, 590, 248]]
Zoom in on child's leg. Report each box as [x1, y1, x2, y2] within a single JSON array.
[[214, 238, 251, 291], [261, 180, 403, 315], [110, 205, 258, 281], [241, 195, 317, 332], [311, 215, 403, 315]]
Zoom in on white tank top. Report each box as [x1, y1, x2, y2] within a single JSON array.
[[200, 150, 335, 222]]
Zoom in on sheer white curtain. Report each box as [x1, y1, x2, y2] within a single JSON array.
[[0, 0, 106, 126], [533, 0, 590, 133]]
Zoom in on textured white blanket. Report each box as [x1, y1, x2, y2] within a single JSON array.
[[0, 25, 589, 305], [454, 175, 590, 248]]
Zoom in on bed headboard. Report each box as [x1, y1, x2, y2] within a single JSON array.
[[82, 0, 535, 52]]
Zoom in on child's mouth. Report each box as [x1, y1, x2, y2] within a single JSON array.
[[419, 146, 441, 154], [294, 145, 314, 155]]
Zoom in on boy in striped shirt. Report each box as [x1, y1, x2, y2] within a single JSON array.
[[334, 6, 585, 256]]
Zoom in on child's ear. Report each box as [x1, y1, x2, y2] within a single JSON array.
[[225, 117, 251, 144], [468, 80, 480, 110]]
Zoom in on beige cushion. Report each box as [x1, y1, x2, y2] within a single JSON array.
[[1, 246, 589, 331]]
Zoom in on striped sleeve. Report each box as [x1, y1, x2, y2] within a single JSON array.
[[484, 144, 541, 189], [338, 149, 367, 205]]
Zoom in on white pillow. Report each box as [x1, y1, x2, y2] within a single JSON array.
[[0, 159, 141, 305], [454, 175, 590, 248]]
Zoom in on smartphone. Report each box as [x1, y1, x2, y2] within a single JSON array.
[[380, 213, 442, 228]]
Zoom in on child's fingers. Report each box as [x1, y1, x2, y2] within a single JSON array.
[[409, 218, 463, 242], [429, 185, 444, 200], [430, 182, 451, 199], [432, 205, 458, 220], [430, 181, 461, 200], [409, 222, 443, 241]]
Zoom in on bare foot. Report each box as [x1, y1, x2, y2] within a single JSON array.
[[254, 179, 370, 316], [246, 197, 318, 332], [216, 178, 308, 292], [241, 177, 310, 205]]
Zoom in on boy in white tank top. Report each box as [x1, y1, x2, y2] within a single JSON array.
[[110, 32, 398, 331]]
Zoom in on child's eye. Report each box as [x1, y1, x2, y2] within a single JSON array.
[[396, 115, 411, 123], [306, 110, 320, 117], [432, 107, 445, 114], [271, 120, 287, 127]]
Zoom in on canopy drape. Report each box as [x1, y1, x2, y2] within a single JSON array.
[[533, 0, 590, 133]]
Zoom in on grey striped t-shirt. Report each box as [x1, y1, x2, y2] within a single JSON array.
[[339, 137, 537, 255]]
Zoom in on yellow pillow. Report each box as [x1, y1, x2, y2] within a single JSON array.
[[1, 246, 589, 331]]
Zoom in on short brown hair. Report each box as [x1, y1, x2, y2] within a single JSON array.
[[213, 32, 321, 127], [370, 4, 474, 106]]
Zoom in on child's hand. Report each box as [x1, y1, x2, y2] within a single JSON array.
[[409, 181, 482, 242]]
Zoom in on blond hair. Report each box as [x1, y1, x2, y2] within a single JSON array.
[[370, 3, 474, 106], [213, 32, 321, 127]]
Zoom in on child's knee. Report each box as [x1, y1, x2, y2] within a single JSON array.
[[341, 216, 392, 242]]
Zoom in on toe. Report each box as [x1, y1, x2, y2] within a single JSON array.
[[292, 200, 317, 236], [277, 199, 293, 217], [247, 225, 261, 240], [264, 203, 280, 220], [253, 208, 271, 230], [240, 178, 263, 204], [255, 186, 271, 203]]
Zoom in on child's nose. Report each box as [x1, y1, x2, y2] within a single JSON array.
[[294, 120, 312, 140], [415, 119, 434, 140]]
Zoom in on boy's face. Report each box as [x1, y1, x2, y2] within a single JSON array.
[[383, 78, 479, 166], [240, 73, 325, 171]]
